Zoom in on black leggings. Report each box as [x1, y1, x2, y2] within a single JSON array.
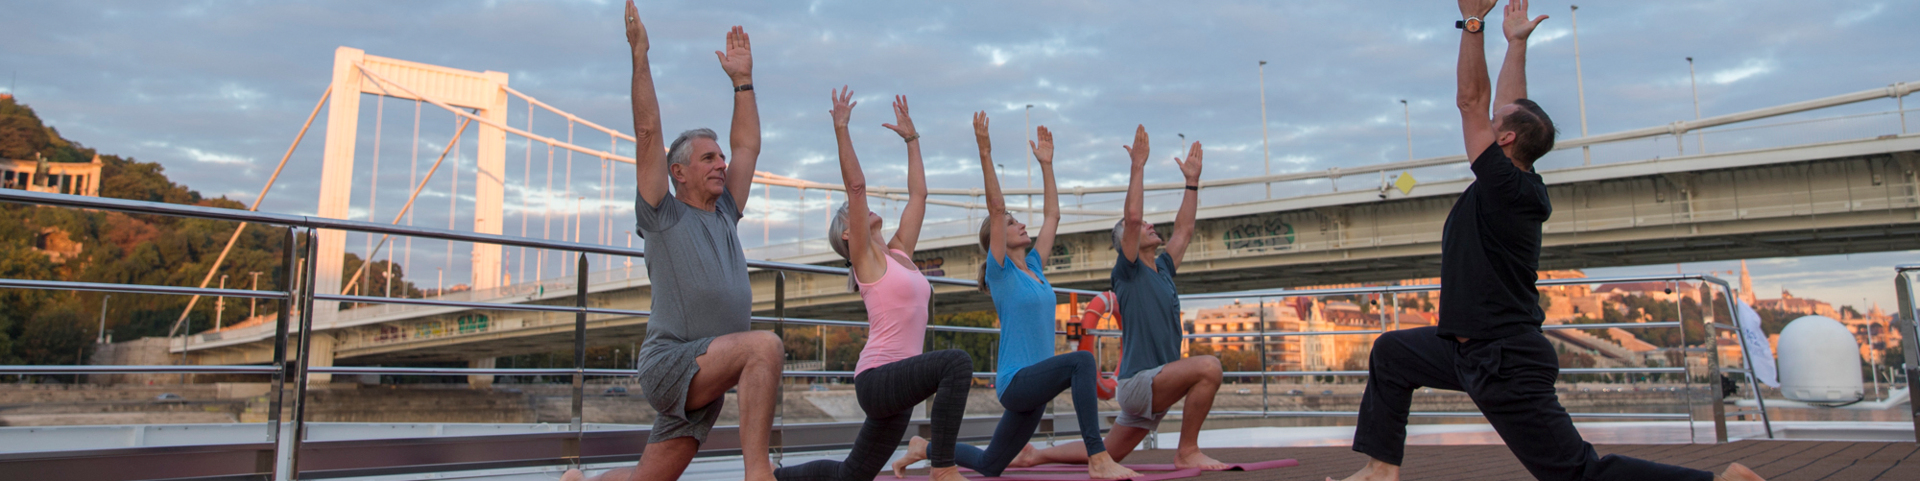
[[953, 351, 1107, 477], [1354, 327, 1711, 481], [774, 349, 973, 481]]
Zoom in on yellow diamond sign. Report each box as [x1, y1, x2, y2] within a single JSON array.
[[1393, 172, 1417, 195]]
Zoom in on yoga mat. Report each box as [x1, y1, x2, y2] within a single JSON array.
[[899, 468, 1203, 481], [999, 458, 1299, 472]]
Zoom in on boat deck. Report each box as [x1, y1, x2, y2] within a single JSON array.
[[907, 441, 1920, 481]]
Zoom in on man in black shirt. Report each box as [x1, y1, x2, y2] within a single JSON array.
[[1329, 1, 1766, 480]]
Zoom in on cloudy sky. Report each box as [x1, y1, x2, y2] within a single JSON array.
[[3, 0, 1915, 310]]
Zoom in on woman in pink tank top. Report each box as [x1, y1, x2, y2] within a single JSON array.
[[771, 89, 973, 481]]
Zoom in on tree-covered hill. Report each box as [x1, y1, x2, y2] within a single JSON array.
[[0, 95, 418, 368]]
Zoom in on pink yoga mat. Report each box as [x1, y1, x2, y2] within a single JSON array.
[[896, 468, 1203, 481], [997, 458, 1300, 472]]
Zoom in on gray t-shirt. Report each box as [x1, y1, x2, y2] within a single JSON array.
[[1111, 252, 1182, 380], [635, 189, 754, 350]]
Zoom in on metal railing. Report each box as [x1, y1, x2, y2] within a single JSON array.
[[1167, 274, 1775, 443], [0, 187, 1777, 480]]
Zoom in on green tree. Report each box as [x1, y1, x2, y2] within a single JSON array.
[[931, 310, 999, 375]]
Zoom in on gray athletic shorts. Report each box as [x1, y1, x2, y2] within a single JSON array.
[[1112, 364, 1167, 430], [636, 337, 722, 444]]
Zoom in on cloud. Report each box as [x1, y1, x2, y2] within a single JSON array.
[[1707, 58, 1777, 85]]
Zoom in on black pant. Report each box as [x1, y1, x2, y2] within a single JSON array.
[[775, 350, 972, 481], [954, 350, 1107, 477], [1353, 327, 1711, 481]]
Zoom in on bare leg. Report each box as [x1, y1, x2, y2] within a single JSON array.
[[1718, 463, 1766, 481], [1012, 356, 1226, 469], [1328, 458, 1399, 481], [574, 437, 698, 481], [1156, 356, 1226, 470], [680, 330, 784, 481]]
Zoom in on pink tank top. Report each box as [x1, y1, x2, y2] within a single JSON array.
[[854, 249, 934, 375]]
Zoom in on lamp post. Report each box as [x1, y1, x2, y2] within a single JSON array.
[[1258, 60, 1272, 199], [98, 295, 110, 344], [1572, 5, 1592, 165], [216, 274, 227, 330], [249, 271, 262, 320], [1400, 99, 1412, 162], [1024, 104, 1035, 225], [1687, 57, 1704, 155]]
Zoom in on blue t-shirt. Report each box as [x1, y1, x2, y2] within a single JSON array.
[[986, 249, 1058, 399], [1112, 252, 1181, 380]]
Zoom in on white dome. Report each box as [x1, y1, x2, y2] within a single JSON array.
[[1776, 315, 1863, 404]]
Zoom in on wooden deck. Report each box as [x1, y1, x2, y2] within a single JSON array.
[[923, 441, 1920, 480]]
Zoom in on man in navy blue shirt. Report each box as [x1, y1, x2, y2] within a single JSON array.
[[1330, 1, 1765, 481]]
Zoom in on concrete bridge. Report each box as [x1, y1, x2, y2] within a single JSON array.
[[173, 81, 1920, 373]]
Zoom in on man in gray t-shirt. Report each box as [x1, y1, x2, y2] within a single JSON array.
[[567, 7, 781, 481], [1008, 127, 1228, 471]]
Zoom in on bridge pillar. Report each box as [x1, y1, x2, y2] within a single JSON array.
[[306, 332, 337, 385], [468, 358, 495, 390]]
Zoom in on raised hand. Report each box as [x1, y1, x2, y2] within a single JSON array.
[[1030, 126, 1054, 166], [1458, 0, 1497, 19], [881, 95, 917, 140], [973, 111, 991, 152], [623, 0, 648, 54], [1502, 0, 1549, 42], [716, 26, 753, 83], [1121, 124, 1149, 167], [1175, 141, 1204, 182], [829, 86, 856, 128]]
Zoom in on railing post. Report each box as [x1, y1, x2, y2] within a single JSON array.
[[1697, 279, 1729, 443], [773, 272, 786, 466], [567, 253, 587, 467], [1258, 295, 1268, 417], [1714, 278, 1773, 439], [265, 227, 296, 479], [284, 228, 320, 481]]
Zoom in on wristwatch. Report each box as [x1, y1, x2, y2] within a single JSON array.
[[1456, 16, 1484, 34]]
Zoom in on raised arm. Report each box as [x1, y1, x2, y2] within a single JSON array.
[[1165, 141, 1203, 269], [717, 26, 762, 211], [1118, 125, 1149, 263], [1494, 0, 1549, 110], [1456, 0, 1499, 160], [625, 0, 670, 208], [975, 112, 1010, 265], [830, 87, 884, 282], [883, 95, 928, 255], [1030, 126, 1062, 261]]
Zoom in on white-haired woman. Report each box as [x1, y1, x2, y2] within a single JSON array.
[[774, 88, 973, 481]]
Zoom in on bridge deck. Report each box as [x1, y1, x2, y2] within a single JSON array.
[[898, 441, 1920, 481]]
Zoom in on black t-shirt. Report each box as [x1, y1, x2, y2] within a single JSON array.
[[1437, 144, 1552, 340]]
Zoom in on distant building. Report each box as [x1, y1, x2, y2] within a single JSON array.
[[2, 153, 104, 196], [1753, 288, 1838, 319]]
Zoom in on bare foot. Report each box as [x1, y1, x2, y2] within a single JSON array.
[[1087, 451, 1142, 480], [1007, 443, 1042, 468], [1327, 458, 1398, 481], [1173, 448, 1229, 471], [892, 436, 930, 478], [1717, 462, 1766, 481], [559, 468, 584, 481], [928, 465, 971, 481]]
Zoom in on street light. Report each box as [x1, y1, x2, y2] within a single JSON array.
[[249, 271, 262, 320], [1024, 104, 1035, 225], [1687, 57, 1704, 154], [1400, 99, 1412, 162], [216, 274, 227, 330], [1258, 60, 1272, 199], [97, 294, 110, 344], [1571, 5, 1592, 165]]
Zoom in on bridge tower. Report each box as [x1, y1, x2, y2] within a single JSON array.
[[314, 47, 509, 378]]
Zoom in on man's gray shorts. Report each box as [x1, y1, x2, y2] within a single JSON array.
[[636, 337, 723, 444], [1112, 364, 1167, 430]]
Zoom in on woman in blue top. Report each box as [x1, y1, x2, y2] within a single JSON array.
[[896, 112, 1138, 480]]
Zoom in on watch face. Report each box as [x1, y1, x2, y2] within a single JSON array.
[[1464, 17, 1484, 33]]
